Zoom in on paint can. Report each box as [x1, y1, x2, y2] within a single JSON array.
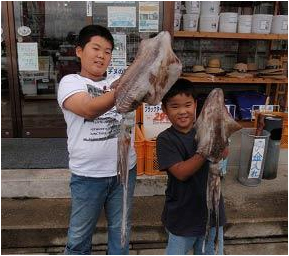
[[183, 14, 199, 32], [185, 1, 200, 14], [199, 15, 219, 32], [252, 14, 273, 34], [174, 13, 182, 31], [219, 12, 238, 33], [238, 15, 252, 33], [200, 1, 220, 15], [271, 15, 288, 34]]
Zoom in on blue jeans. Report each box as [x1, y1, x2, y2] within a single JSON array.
[[64, 166, 136, 255], [166, 227, 224, 255]]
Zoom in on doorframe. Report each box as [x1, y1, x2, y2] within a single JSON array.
[[2, 1, 23, 137]]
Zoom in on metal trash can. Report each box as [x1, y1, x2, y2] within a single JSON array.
[[238, 128, 270, 186], [262, 116, 283, 179]]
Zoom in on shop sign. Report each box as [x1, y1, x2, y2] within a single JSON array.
[[143, 103, 171, 139], [17, 26, 31, 36], [111, 33, 126, 67], [248, 138, 266, 179], [139, 2, 159, 32], [107, 66, 126, 76], [17, 42, 39, 71], [143, 103, 170, 125], [107, 6, 136, 27]]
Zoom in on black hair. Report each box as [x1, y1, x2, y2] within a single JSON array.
[[162, 78, 196, 107], [77, 25, 114, 50]]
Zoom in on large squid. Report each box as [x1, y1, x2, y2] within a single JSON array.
[[111, 31, 182, 247], [194, 88, 242, 254]]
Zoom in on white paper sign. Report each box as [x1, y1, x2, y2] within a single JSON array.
[[143, 103, 171, 139], [86, 1, 92, 16], [17, 42, 39, 71], [248, 138, 266, 179], [111, 33, 127, 67], [107, 6, 136, 27], [139, 2, 159, 32], [107, 66, 126, 76], [143, 103, 171, 125]]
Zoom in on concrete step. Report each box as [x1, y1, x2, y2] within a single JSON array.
[[2, 193, 287, 254]]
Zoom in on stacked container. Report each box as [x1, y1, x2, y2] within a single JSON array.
[[183, 1, 200, 31], [199, 1, 220, 32], [219, 12, 238, 32], [174, 1, 182, 31], [271, 15, 288, 34], [252, 14, 273, 34], [238, 15, 253, 33]]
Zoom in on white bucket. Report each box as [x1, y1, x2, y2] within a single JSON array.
[[185, 1, 200, 14], [238, 15, 252, 33], [252, 14, 273, 34], [174, 13, 182, 31], [271, 15, 288, 34], [183, 14, 199, 31], [219, 12, 238, 33], [199, 15, 219, 32], [201, 1, 220, 15]]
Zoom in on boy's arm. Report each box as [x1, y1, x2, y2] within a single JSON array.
[[63, 90, 115, 120], [168, 153, 206, 181]]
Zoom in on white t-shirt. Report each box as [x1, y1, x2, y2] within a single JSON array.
[[57, 74, 136, 177]]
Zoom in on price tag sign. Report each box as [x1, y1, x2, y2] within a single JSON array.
[[143, 103, 171, 125], [143, 103, 171, 139]]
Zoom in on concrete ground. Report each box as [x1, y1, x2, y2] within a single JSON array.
[[1, 130, 288, 254], [2, 165, 288, 255]]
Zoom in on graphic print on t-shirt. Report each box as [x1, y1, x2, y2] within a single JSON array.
[[83, 84, 120, 141]]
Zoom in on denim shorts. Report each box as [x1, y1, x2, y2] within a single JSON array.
[[64, 166, 137, 255]]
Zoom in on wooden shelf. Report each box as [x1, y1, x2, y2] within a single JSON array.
[[174, 31, 288, 40], [181, 74, 288, 84]]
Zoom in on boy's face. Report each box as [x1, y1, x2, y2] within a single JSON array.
[[76, 36, 112, 80], [162, 93, 196, 134]]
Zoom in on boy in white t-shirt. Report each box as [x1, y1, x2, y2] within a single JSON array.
[[57, 25, 136, 255]]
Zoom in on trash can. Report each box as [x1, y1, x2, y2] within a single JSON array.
[[262, 116, 283, 179], [238, 128, 270, 186]]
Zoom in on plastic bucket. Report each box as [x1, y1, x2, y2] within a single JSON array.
[[252, 14, 273, 34], [185, 1, 200, 14], [199, 15, 219, 32], [183, 14, 199, 31], [271, 15, 288, 34], [201, 1, 220, 15], [219, 12, 238, 32], [174, 13, 182, 31], [238, 128, 270, 186], [238, 15, 252, 33]]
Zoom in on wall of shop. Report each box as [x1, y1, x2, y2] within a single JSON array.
[[1, 1, 288, 139]]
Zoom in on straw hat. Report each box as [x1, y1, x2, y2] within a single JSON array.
[[233, 63, 248, 73], [208, 58, 221, 68], [227, 71, 253, 78], [193, 65, 205, 73], [247, 63, 258, 71], [206, 67, 225, 74], [266, 58, 282, 69], [259, 58, 284, 74]]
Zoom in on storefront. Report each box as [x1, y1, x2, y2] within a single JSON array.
[[1, 1, 288, 139], [1, 1, 173, 138]]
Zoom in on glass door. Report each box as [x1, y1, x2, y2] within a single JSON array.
[[13, 1, 87, 137], [1, 3, 14, 137]]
